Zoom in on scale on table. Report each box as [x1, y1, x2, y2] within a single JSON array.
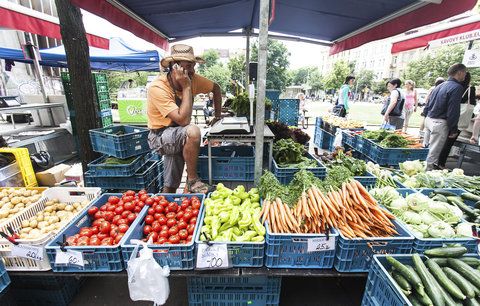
[[0, 96, 21, 108], [209, 116, 251, 134]]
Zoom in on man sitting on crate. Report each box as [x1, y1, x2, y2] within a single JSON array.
[[147, 44, 222, 193]]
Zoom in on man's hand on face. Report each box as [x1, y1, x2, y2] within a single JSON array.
[[172, 63, 191, 89]]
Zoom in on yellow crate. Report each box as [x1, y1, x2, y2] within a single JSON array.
[[0, 148, 37, 187]]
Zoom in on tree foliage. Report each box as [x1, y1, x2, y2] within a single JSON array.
[[355, 69, 375, 91], [372, 79, 388, 95], [106, 71, 149, 94], [228, 54, 246, 84], [290, 67, 316, 85], [201, 64, 231, 94], [197, 49, 220, 74], [251, 39, 290, 91], [307, 68, 323, 92], [323, 60, 352, 91]]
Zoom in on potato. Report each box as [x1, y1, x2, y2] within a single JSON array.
[[45, 201, 54, 207], [36, 215, 44, 222], [37, 221, 48, 229], [64, 205, 74, 212], [20, 227, 32, 234], [73, 202, 80, 209], [21, 220, 29, 227], [29, 219, 38, 228], [56, 203, 66, 210], [31, 190, 39, 195]]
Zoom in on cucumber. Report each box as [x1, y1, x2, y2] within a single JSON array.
[[413, 291, 433, 306], [475, 200, 480, 209], [413, 254, 445, 306], [447, 258, 480, 289], [392, 271, 412, 293], [447, 197, 477, 217], [387, 256, 425, 296], [432, 189, 459, 197], [426, 259, 466, 300], [431, 258, 449, 266], [424, 246, 468, 258], [465, 298, 480, 306], [432, 194, 449, 202], [443, 267, 476, 299], [408, 294, 423, 306], [460, 257, 480, 267], [461, 192, 480, 202]]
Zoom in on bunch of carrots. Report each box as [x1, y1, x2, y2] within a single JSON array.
[[394, 131, 424, 149], [260, 179, 398, 238]]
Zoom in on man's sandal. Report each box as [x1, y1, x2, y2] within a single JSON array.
[[186, 178, 214, 194]]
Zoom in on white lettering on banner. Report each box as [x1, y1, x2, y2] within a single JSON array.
[[55, 250, 85, 267], [463, 49, 480, 68], [196, 243, 229, 269], [126, 105, 147, 116], [11, 244, 43, 261], [307, 237, 336, 253], [430, 29, 480, 49]]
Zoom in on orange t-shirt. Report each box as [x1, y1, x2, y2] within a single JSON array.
[[147, 74, 214, 129]]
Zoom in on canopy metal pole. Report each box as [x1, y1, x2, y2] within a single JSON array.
[[245, 27, 251, 89], [25, 41, 49, 102], [254, 0, 269, 184]]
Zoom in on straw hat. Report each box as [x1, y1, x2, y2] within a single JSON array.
[[160, 44, 205, 69]]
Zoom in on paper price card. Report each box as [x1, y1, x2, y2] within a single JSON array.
[[307, 237, 336, 253], [11, 244, 43, 261], [55, 250, 85, 267], [196, 243, 229, 269]]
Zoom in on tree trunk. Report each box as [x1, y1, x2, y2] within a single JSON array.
[[55, 0, 99, 171]]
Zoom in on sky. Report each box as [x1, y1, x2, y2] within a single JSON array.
[[81, 11, 329, 69]]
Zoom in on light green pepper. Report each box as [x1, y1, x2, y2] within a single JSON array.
[[228, 207, 240, 226], [252, 218, 266, 236], [249, 193, 260, 203], [229, 195, 241, 205], [218, 211, 230, 223], [251, 236, 265, 242]]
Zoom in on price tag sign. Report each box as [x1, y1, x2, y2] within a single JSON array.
[[307, 237, 336, 253], [11, 244, 43, 261], [55, 250, 84, 267], [196, 243, 229, 269]]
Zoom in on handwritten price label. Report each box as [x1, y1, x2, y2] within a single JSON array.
[[11, 244, 43, 261], [55, 250, 84, 267], [307, 237, 336, 253], [196, 243, 229, 269]]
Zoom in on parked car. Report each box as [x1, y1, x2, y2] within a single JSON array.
[[416, 88, 428, 107]]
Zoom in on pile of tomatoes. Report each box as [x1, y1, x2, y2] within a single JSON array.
[[65, 190, 153, 246], [142, 195, 201, 245]]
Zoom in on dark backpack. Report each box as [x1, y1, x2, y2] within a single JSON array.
[[381, 89, 404, 117]]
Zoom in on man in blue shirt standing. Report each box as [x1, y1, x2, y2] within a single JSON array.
[[423, 63, 467, 170]]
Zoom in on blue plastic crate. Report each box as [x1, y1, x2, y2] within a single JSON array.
[[195, 208, 265, 267], [315, 129, 335, 151], [356, 136, 372, 156], [187, 276, 281, 306], [197, 146, 255, 181], [273, 152, 326, 184], [341, 130, 359, 148], [276, 99, 299, 127], [85, 160, 159, 190], [334, 218, 414, 272], [87, 152, 152, 177], [122, 193, 204, 270], [364, 139, 429, 166], [45, 193, 138, 272], [266, 90, 281, 100], [354, 171, 377, 188], [0, 260, 9, 294], [89, 125, 150, 158], [315, 117, 322, 130], [313, 127, 323, 148], [265, 223, 338, 269]]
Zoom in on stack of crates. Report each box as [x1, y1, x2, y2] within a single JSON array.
[[85, 125, 163, 193], [61, 72, 113, 129], [0, 148, 37, 187]]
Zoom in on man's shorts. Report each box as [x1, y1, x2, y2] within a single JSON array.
[[148, 126, 188, 189]]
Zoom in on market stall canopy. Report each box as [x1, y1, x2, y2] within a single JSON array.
[[0, 38, 161, 72], [71, 0, 476, 54], [0, 0, 109, 49], [391, 15, 480, 53]]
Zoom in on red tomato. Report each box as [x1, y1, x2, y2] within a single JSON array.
[[145, 198, 155, 206], [97, 233, 108, 241], [178, 229, 188, 240], [146, 232, 158, 243], [106, 204, 116, 212], [94, 211, 104, 220], [144, 215, 154, 225], [127, 213, 136, 224], [121, 211, 130, 218], [110, 228, 119, 238], [152, 196, 161, 203], [157, 216, 167, 225], [166, 218, 177, 228], [117, 218, 128, 225], [134, 206, 142, 213], [154, 205, 164, 214], [180, 202, 189, 211], [114, 206, 124, 215], [122, 195, 134, 203], [89, 236, 101, 246], [99, 221, 111, 234], [77, 236, 90, 246], [124, 202, 135, 211], [79, 227, 93, 237], [189, 217, 197, 225], [186, 235, 193, 242], [161, 225, 169, 232], [140, 194, 149, 202], [183, 211, 192, 222], [191, 209, 199, 217], [114, 233, 124, 244], [87, 206, 99, 216], [192, 199, 201, 210], [91, 226, 99, 235], [159, 199, 169, 207], [156, 237, 167, 244], [92, 218, 105, 227], [159, 230, 169, 239], [66, 235, 78, 246], [187, 224, 195, 235], [166, 212, 176, 219], [167, 202, 178, 213], [168, 235, 180, 244], [112, 215, 122, 225], [101, 237, 114, 246], [138, 190, 147, 196], [118, 224, 129, 233], [118, 200, 124, 206], [125, 190, 136, 197], [108, 196, 120, 205], [103, 211, 114, 222], [191, 196, 199, 202], [177, 220, 188, 230], [137, 201, 145, 208], [100, 204, 108, 212], [147, 208, 155, 215], [151, 221, 162, 232], [143, 225, 152, 235], [168, 226, 178, 236], [176, 211, 184, 220]]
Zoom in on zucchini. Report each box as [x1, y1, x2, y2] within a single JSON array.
[[443, 267, 476, 299], [413, 254, 445, 306], [431, 258, 449, 266], [431, 194, 449, 202], [447, 258, 480, 289], [413, 291, 433, 306], [392, 271, 412, 293], [465, 298, 480, 306], [426, 259, 466, 300], [424, 246, 468, 258], [447, 197, 477, 217], [432, 189, 459, 197], [475, 200, 480, 209], [460, 257, 480, 267], [408, 294, 423, 306], [461, 192, 480, 202], [387, 256, 425, 296]]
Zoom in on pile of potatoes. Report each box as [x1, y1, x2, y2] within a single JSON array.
[[0, 188, 43, 220], [18, 199, 90, 240]]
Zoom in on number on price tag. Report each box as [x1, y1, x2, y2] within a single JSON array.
[[11, 244, 43, 261], [196, 243, 229, 269], [55, 250, 84, 267], [307, 237, 336, 253]]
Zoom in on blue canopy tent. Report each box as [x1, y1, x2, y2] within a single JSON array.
[[0, 37, 161, 71]]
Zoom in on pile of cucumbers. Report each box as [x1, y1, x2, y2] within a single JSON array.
[[386, 246, 480, 306], [429, 189, 480, 224]]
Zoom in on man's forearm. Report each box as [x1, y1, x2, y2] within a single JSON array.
[[180, 87, 193, 120]]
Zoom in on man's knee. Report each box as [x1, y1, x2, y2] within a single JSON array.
[[186, 124, 201, 140]]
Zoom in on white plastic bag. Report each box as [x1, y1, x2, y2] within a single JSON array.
[[127, 239, 170, 305], [333, 129, 343, 148]]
